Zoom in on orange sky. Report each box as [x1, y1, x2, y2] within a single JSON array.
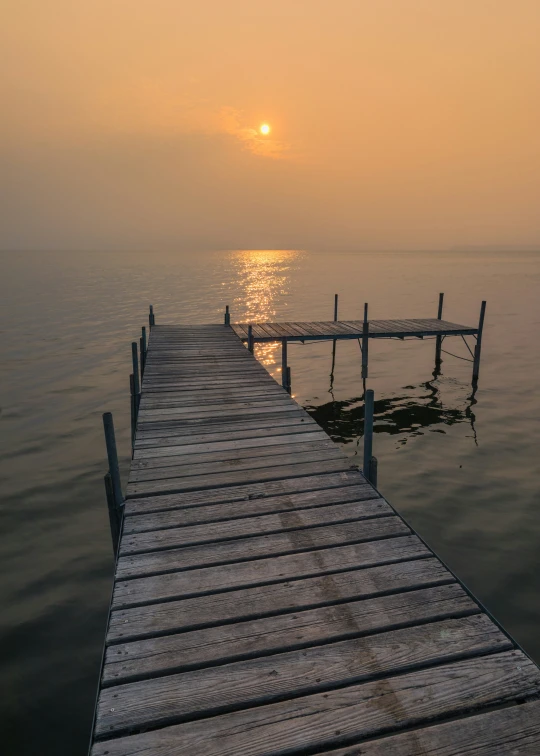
[[2, 1, 540, 250]]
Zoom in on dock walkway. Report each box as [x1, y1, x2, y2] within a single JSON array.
[[91, 323, 540, 755]]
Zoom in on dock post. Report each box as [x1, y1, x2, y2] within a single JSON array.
[[334, 294, 338, 321], [132, 342, 141, 414], [362, 320, 369, 378], [370, 456, 378, 488], [281, 338, 288, 389], [248, 325, 254, 353], [149, 305, 154, 328], [224, 305, 230, 326], [104, 472, 120, 557], [363, 389, 375, 483], [102, 412, 123, 508], [435, 293, 444, 366], [141, 327, 147, 374], [139, 336, 145, 377], [472, 301, 486, 383], [286, 366, 292, 395], [364, 302, 368, 323], [129, 374, 136, 452]]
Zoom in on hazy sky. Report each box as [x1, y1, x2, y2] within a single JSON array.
[[2, 1, 540, 251]]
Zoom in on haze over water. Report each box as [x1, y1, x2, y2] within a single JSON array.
[[1, 248, 539, 755]]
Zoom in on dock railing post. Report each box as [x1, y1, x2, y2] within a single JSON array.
[[472, 300, 486, 383], [149, 304, 154, 328], [363, 389, 375, 483], [104, 472, 120, 556], [362, 320, 369, 378], [141, 326, 147, 374], [102, 412, 123, 508], [281, 338, 288, 389], [286, 366, 292, 395], [247, 324, 254, 353], [132, 342, 141, 414], [129, 374, 136, 452], [364, 302, 368, 323], [224, 305, 230, 326], [370, 456, 378, 488], [334, 294, 338, 321], [435, 292, 444, 366]]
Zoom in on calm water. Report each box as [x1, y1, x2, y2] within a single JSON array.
[[1, 249, 540, 755]]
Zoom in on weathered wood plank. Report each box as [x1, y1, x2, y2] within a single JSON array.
[[322, 699, 540, 755], [135, 417, 318, 444], [134, 430, 329, 457], [107, 558, 454, 641], [123, 492, 385, 538], [126, 458, 357, 497], [124, 470, 367, 515], [92, 651, 540, 754], [103, 583, 477, 684], [128, 447, 345, 484], [117, 517, 409, 577], [112, 535, 429, 608], [95, 615, 510, 736]]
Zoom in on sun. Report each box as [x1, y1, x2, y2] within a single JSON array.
[[260, 123, 271, 135]]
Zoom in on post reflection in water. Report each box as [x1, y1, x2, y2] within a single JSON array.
[[228, 249, 302, 376]]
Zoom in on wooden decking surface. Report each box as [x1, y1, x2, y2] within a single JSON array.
[[232, 317, 477, 342], [91, 324, 540, 755]]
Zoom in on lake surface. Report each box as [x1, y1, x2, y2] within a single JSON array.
[[1, 248, 540, 755]]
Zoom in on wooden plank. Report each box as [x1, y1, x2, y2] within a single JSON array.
[[116, 517, 410, 577], [134, 430, 329, 458], [126, 458, 357, 497], [107, 557, 454, 641], [124, 470, 366, 515], [95, 615, 510, 737], [322, 699, 540, 755], [123, 490, 385, 536], [111, 535, 430, 608], [103, 583, 477, 684], [135, 416, 318, 443], [128, 448, 345, 484], [91, 651, 540, 755]]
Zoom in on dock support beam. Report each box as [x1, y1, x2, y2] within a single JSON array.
[[224, 305, 230, 326], [435, 292, 444, 366], [472, 301, 486, 383], [362, 320, 369, 378], [281, 338, 288, 390], [363, 389, 375, 484], [247, 325, 254, 353], [141, 327, 147, 374], [103, 412, 123, 507]]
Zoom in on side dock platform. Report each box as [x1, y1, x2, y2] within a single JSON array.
[[91, 322, 540, 755]]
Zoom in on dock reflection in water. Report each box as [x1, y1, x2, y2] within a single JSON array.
[[305, 376, 478, 455]]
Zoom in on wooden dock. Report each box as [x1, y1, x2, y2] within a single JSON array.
[[91, 321, 540, 755], [232, 317, 477, 341]]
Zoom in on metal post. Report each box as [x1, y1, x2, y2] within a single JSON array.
[[435, 292, 444, 366], [104, 472, 120, 556], [370, 456, 378, 488], [149, 304, 154, 328], [364, 302, 368, 323], [248, 325, 254, 353], [286, 366, 292, 395], [139, 336, 145, 378], [362, 320, 369, 378], [334, 294, 338, 321], [129, 374, 135, 452], [102, 412, 123, 507], [132, 342, 140, 407], [141, 327, 147, 373], [363, 389, 374, 483], [472, 301, 486, 382], [224, 305, 230, 326], [281, 338, 288, 389]]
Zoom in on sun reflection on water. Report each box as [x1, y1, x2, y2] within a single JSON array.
[[228, 249, 303, 372]]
